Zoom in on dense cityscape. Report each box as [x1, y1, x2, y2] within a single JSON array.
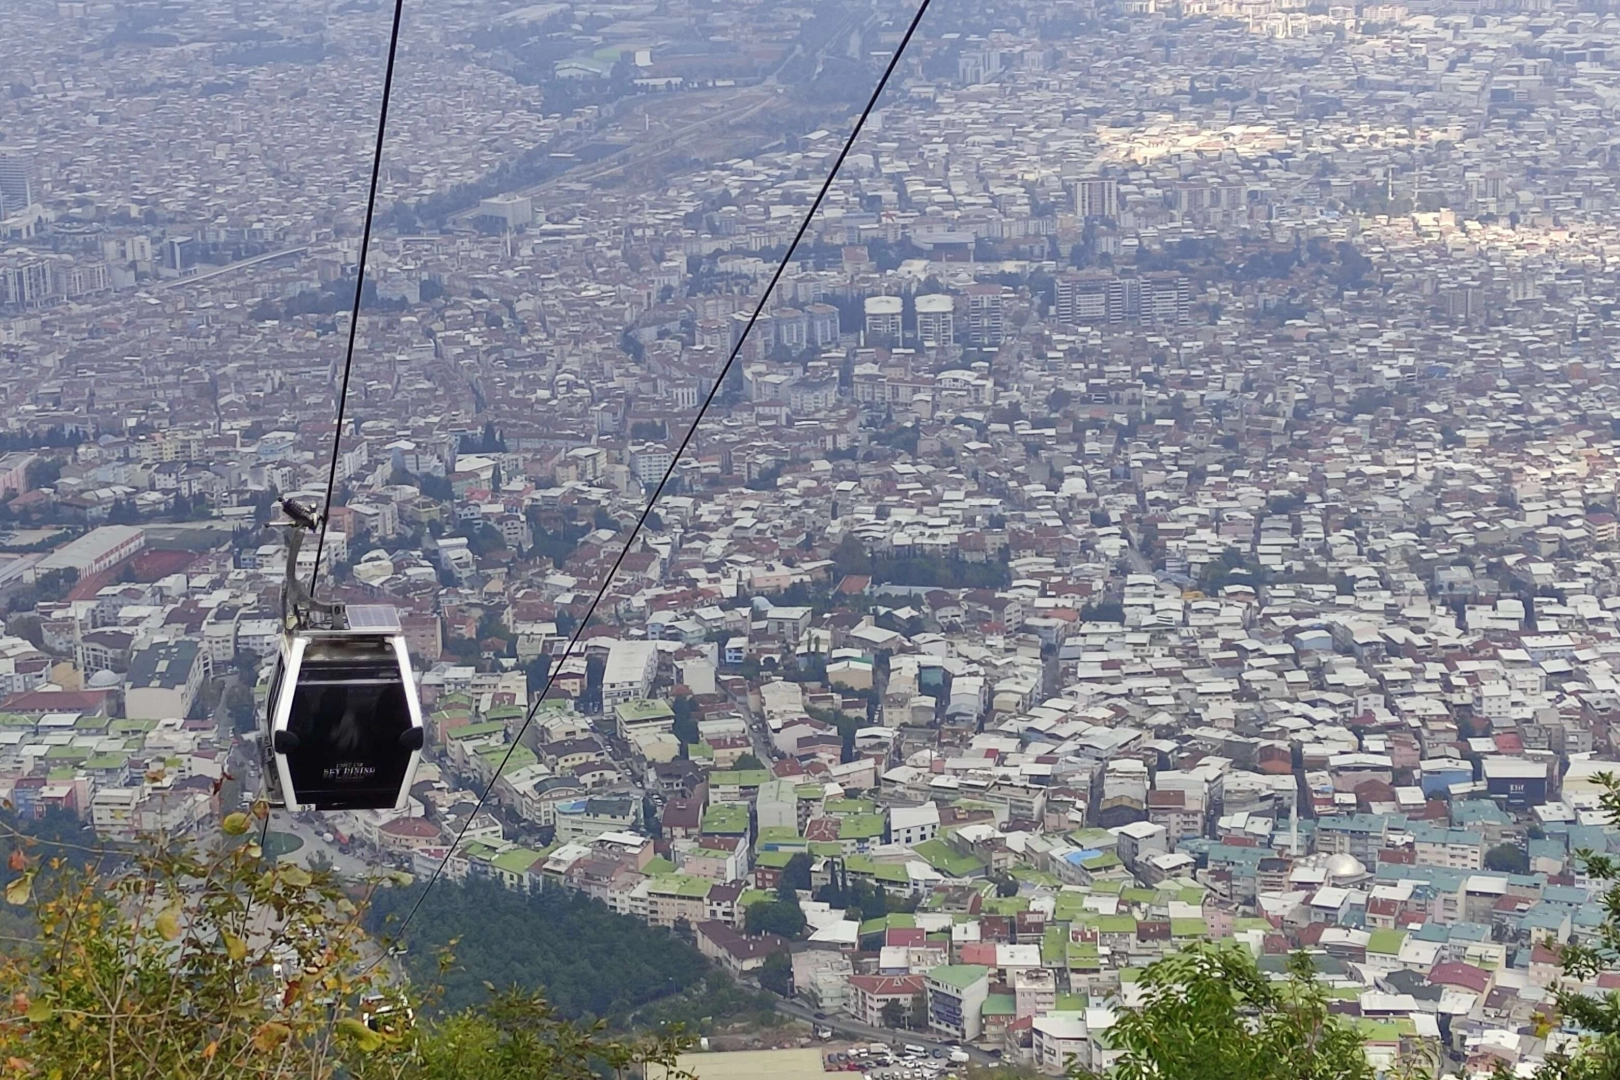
[[3, 0, 1620, 1074]]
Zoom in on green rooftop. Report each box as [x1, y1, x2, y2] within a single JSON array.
[[1011, 868, 1060, 887], [913, 838, 985, 878], [479, 744, 535, 770], [701, 803, 750, 835], [860, 913, 917, 936], [491, 848, 544, 874], [825, 797, 877, 815], [642, 856, 676, 875], [649, 874, 713, 899], [1042, 926, 1067, 964], [447, 720, 507, 741], [1368, 929, 1405, 955], [708, 768, 769, 788], [838, 813, 885, 841], [926, 964, 990, 991], [982, 896, 1029, 916], [982, 993, 1016, 1017], [614, 699, 674, 723]]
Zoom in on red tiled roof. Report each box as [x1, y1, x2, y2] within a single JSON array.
[[1429, 962, 1491, 993], [849, 974, 925, 997]]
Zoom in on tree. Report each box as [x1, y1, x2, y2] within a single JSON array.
[[781, 852, 813, 893], [222, 682, 257, 734], [757, 951, 793, 998], [880, 999, 907, 1029], [0, 819, 690, 1080], [525, 655, 552, 696], [0, 816, 694, 1080], [671, 694, 700, 746], [744, 899, 806, 939], [734, 753, 764, 772], [1071, 944, 1375, 1080], [1485, 842, 1529, 875], [1531, 771, 1620, 1078]]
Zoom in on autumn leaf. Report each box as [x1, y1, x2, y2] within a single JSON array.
[[223, 932, 247, 962], [201, 1041, 217, 1061], [278, 866, 312, 889], [221, 812, 250, 837], [251, 1022, 292, 1052], [250, 799, 269, 820], [335, 1017, 384, 1053], [23, 1001, 49, 1024], [155, 906, 182, 942], [4, 1057, 29, 1074], [5, 873, 32, 907], [6, 850, 25, 872]]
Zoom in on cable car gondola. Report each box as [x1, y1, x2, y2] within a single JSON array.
[[258, 499, 424, 812]]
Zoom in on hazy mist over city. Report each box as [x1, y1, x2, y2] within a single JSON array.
[[3, 0, 1620, 1075]]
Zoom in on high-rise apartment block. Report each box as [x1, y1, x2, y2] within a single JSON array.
[[0, 148, 38, 217]]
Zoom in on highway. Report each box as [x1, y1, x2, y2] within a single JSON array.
[[773, 998, 997, 1065], [155, 245, 309, 290]]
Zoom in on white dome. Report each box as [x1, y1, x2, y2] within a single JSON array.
[[88, 669, 122, 689], [1325, 853, 1366, 880]]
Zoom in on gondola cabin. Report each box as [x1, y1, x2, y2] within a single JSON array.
[[267, 604, 424, 812]]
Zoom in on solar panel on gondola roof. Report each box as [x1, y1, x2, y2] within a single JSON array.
[[344, 605, 402, 632]]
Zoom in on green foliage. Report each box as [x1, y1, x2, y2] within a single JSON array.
[[1197, 547, 1262, 595], [1080, 599, 1125, 624], [1529, 772, 1620, 1078], [851, 553, 1011, 590], [354, 989, 693, 1080], [671, 694, 700, 746], [733, 753, 764, 772], [367, 879, 710, 1018], [0, 816, 690, 1080], [1485, 842, 1529, 875], [631, 969, 780, 1035], [880, 999, 907, 1029], [1070, 944, 1374, 1080], [758, 952, 793, 998], [780, 853, 813, 892], [743, 899, 806, 940]]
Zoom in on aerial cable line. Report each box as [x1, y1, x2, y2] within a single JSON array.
[[371, 0, 937, 964], [309, 0, 407, 593], [247, 0, 405, 845]]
